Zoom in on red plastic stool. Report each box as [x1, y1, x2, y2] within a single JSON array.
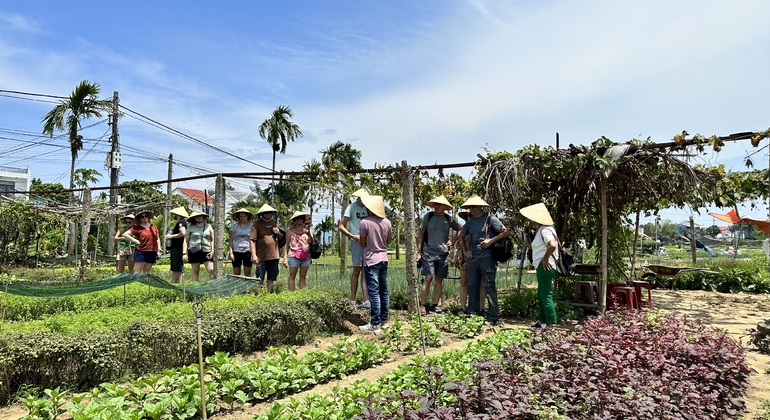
[[607, 284, 637, 310], [573, 281, 598, 304], [629, 280, 652, 309]]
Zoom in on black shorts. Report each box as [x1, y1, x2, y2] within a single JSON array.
[[231, 251, 253, 268], [188, 249, 211, 264], [170, 248, 184, 272], [261, 259, 279, 281]]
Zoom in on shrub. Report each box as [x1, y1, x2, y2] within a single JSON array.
[[0, 290, 351, 404]]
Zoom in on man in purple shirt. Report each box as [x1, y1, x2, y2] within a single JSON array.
[[358, 195, 393, 333]]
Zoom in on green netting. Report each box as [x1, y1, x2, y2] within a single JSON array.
[[1, 273, 259, 297]]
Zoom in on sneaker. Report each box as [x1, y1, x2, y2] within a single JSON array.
[[428, 305, 444, 315], [350, 300, 358, 310], [530, 321, 543, 329], [380, 322, 390, 329], [358, 323, 381, 333], [361, 300, 371, 310]]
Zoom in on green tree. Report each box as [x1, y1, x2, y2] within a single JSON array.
[[704, 225, 721, 237], [314, 214, 336, 250], [41, 80, 111, 196], [30, 178, 68, 207], [258, 105, 303, 201], [41, 80, 111, 256], [73, 168, 102, 202]]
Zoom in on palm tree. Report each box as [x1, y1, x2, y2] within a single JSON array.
[[258, 105, 303, 201], [42, 80, 110, 195], [320, 141, 362, 172], [320, 141, 362, 266], [42, 80, 110, 256], [73, 168, 102, 202]]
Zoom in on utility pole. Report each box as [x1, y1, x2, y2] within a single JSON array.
[[164, 154, 173, 253], [107, 91, 121, 258]]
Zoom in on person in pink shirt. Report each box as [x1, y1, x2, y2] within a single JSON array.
[[357, 195, 392, 333]]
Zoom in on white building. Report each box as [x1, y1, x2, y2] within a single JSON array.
[[0, 166, 30, 199]]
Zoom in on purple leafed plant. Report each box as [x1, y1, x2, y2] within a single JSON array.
[[368, 311, 752, 419]]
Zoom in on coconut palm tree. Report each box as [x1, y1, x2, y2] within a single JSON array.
[[258, 105, 303, 201], [42, 80, 110, 256], [42, 80, 110, 195], [320, 141, 362, 172], [320, 141, 363, 266]]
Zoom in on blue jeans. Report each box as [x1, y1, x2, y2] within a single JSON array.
[[466, 257, 499, 323], [364, 261, 389, 326]]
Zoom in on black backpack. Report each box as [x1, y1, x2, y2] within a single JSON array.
[[274, 227, 286, 250], [485, 217, 514, 263], [541, 227, 575, 276]]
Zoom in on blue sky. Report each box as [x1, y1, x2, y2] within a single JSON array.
[[0, 0, 768, 226]]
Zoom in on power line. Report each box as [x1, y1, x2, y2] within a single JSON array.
[[119, 105, 273, 171]]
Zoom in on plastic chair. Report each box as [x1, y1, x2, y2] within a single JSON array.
[[629, 280, 653, 309], [573, 281, 598, 304], [607, 283, 637, 310]]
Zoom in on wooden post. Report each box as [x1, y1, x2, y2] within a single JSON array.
[[163, 154, 173, 254], [598, 177, 608, 314], [690, 216, 697, 264], [79, 187, 91, 281], [213, 174, 226, 278], [401, 161, 418, 313]]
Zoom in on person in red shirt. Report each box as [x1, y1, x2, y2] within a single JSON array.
[[123, 210, 161, 274]]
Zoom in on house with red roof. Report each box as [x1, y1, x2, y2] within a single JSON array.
[[172, 187, 213, 216]]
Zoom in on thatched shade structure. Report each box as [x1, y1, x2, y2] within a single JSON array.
[[473, 135, 742, 312]]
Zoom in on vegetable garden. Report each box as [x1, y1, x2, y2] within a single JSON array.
[[1, 128, 770, 418]]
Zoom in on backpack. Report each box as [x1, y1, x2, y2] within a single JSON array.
[[541, 227, 575, 276], [484, 216, 514, 263], [274, 227, 286, 250]]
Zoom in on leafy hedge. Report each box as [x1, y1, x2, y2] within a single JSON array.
[[0, 290, 352, 405]]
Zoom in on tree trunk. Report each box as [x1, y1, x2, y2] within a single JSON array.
[[67, 154, 77, 256], [79, 188, 91, 281]]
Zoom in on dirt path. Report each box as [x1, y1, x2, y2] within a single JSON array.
[[1, 290, 767, 419]]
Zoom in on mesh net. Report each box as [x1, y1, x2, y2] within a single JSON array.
[[1, 274, 259, 297]]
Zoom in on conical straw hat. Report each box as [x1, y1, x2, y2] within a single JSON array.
[[519, 202, 554, 226], [231, 208, 254, 221], [427, 194, 451, 208], [460, 195, 489, 208], [187, 210, 209, 222], [256, 203, 278, 215], [170, 206, 189, 218], [351, 187, 371, 198], [361, 195, 386, 218], [457, 210, 470, 221], [136, 209, 155, 220], [290, 210, 311, 222]]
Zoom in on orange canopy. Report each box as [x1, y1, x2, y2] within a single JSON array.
[[708, 209, 739, 224], [740, 217, 770, 234]]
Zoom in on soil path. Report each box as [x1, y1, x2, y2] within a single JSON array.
[[1, 290, 767, 419]]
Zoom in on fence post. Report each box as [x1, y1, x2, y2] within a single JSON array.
[[79, 188, 91, 281], [400, 161, 418, 313]]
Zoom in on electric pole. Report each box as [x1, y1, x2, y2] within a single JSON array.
[[107, 91, 121, 257]]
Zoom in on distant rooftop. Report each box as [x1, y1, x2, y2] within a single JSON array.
[[0, 166, 29, 174]]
